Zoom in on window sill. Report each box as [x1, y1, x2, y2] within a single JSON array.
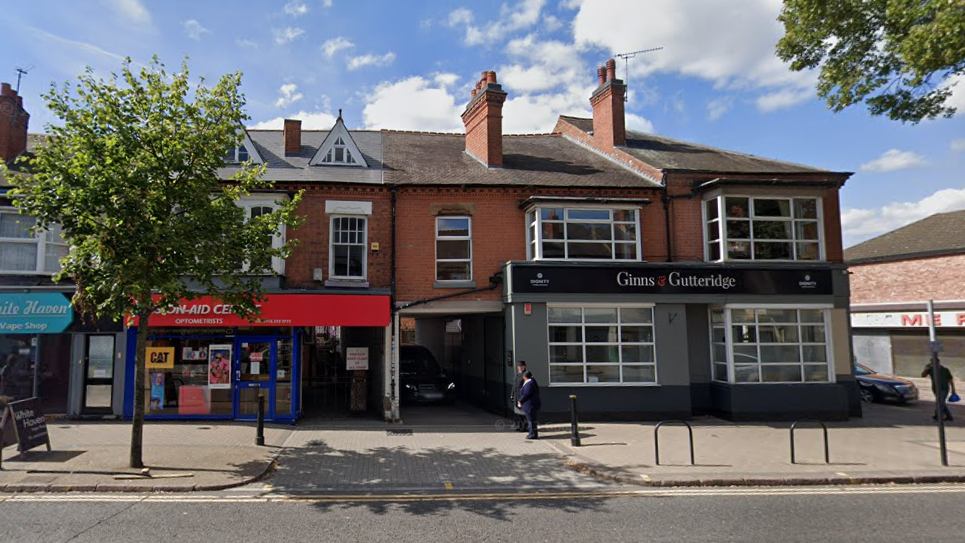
[[324, 279, 370, 288], [433, 280, 476, 289]]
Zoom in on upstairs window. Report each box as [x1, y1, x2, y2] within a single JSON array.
[[224, 145, 250, 163], [320, 136, 358, 165], [236, 199, 286, 275], [0, 209, 68, 274], [436, 216, 472, 281], [527, 207, 640, 261], [330, 216, 367, 280], [705, 196, 822, 261]]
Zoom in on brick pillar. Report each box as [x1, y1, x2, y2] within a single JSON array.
[[284, 119, 301, 156]]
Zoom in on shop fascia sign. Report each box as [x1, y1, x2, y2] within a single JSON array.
[[0, 293, 74, 334], [510, 264, 832, 295], [851, 311, 965, 329]]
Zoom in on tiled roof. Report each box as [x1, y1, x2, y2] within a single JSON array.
[[559, 115, 838, 175], [381, 131, 661, 188], [845, 210, 965, 263]]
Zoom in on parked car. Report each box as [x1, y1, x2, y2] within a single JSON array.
[[400, 345, 455, 404], [855, 363, 919, 404]]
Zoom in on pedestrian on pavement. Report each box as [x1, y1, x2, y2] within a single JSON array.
[[922, 360, 956, 422], [517, 370, 541, 439], [510, 361, 528, 432]]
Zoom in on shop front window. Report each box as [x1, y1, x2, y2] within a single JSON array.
[[145, 338, 234, 416], [547, 305, 656, 385]]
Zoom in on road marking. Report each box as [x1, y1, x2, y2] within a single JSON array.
[[6, 484, 965, 503]]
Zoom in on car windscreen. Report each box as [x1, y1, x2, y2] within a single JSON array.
[[401, 349, 442, 375]]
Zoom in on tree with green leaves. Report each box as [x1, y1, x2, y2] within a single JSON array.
[[776, 0, 965, 123], [4, 57, 303, 468]]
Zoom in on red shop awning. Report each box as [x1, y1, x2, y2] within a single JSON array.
[[129, 294, 390, 328]]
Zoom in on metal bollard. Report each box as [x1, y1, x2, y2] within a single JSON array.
[[256, 393, 265, 446], [569, 394, 581, 447]]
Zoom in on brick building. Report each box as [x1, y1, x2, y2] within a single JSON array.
[[848, 210, 965, 379]]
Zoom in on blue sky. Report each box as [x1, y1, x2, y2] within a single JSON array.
[[2, 0, 963, 247]]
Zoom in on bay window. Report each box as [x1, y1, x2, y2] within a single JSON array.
[[527, 207, 640, 261], [705, 196, 822, 261]]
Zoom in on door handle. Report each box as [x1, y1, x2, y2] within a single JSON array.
[[235, 370, 241, 381]]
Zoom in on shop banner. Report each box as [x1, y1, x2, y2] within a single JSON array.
[[1, 398, 51, 455], [0, 293, 73, 334], [852, 311, 965, 329], [509, 264, 834, 296], [128, 294, 390, 328]]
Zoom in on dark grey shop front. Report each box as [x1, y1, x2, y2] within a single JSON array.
[[503, 261, 857, 421]]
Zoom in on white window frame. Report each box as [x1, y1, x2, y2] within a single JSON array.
[[237, 196, 286, 275], [329, 215, 368, 281], [703, 195, 824, 262], [709, 305, 834, 385], [526, 205, 642, 262], [546, 303, 658, 386], [0, 207, 68, 275], [435, 216, 472, 282], [225, 145, 249, 163]]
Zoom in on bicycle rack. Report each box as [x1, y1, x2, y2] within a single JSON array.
[[654, 420, 695, 466], [789, 420, 830, 465]]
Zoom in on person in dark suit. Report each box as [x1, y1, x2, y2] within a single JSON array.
[[517, 370, 541, 439], [510, 361, 528, 432]]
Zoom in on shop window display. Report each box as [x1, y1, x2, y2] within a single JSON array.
[[145, 338, 233, 416]]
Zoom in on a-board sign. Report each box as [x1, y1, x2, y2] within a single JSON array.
[[0, 397, 52, 457]]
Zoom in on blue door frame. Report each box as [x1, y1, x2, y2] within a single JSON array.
[[233, 336, 275, 421]]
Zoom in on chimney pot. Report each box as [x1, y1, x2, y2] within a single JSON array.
[[606, 59, 616, 81], [283, 119, 302, 156], [1, 83, 11, 97], [486, 71, 497, 84], [597, 67, 606, 86], [0, 81, 29, 163]]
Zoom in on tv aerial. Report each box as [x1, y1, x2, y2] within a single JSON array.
[[15, 65, 34, 93], [614, 48, 662, 103]]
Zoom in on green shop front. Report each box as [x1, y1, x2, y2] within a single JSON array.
[[123, 293, 390, 423]]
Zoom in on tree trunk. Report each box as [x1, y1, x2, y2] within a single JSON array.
[[129, 307, 151, 469]]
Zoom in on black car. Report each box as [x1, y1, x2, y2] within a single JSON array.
[[400, 345, 456, 404], [855, 363, 919, 404]]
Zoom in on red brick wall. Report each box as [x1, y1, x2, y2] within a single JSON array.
[[0, 82, 29, 162], [461, 89, 505, 167], [850, 254, 965, 304]]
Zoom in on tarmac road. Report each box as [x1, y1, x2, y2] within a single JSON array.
[[2, 484, 964, 543]]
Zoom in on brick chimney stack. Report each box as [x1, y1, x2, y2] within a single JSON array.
[[461, 70, 507, 168], [283, 119, 301, 156], [590, 59, 626, 148], [0, 82, 30, 164]]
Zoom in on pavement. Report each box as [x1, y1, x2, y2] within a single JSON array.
[[4, 377, 965, 493]]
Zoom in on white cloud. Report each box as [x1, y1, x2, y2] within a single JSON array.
[[105, 0, 150, 25], [348, 52, 396, 71], [182, 20, 210, 41], [449, 0, 546, 46], [251, 111, 338, 130], [499, 35, 585, 94], [543, 15, 563, 32], [707, 97, 734, 121], [756, 88, 812, 112], [273, 27, 305, 45], [843, 189, 965, 246], [323, 0, 333, 6], [859, 149, 929, 173], [237, 38, 258, 49], [322, 37, 354, 58], [573, 0, 816, 107], [274, 84, 304, 108], [951, 138, 965, 153], [626, 112, 655, 134], [433, 73, 460, 87], [943, 73, 965, 117], [362, 77, 463, 131], [502, 84, 595, 133], [283, 1, 308, 16]]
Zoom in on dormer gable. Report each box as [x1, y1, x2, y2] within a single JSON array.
[[225, 128, 264, 164], [309, 113, 367, 167]]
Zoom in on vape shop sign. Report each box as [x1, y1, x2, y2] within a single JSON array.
[[1, 397, 51, 463]]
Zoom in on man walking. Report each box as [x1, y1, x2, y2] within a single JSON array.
[[510, 361, 528, 432], [922, 360, 956, 422], [517, 371, 541, 440]]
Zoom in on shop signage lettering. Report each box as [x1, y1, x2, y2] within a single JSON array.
[[1, 398, 51, 456], [852, 311, 965, 329], [0, 294, 74, 334], [510, 264, 834, 296], [146, 347, 175, 369]]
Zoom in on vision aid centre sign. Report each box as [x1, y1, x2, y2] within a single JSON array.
[[0, 293, 74, 334]]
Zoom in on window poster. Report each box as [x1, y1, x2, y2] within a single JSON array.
[[208, 345, 232, 389], [150, 372, 165, 411]]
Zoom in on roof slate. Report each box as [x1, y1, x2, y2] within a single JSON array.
[[845, 210, 965, 263]]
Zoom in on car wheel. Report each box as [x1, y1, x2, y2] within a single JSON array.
[[860, 387, 875, 403]]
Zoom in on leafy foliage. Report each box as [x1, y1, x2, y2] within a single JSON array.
[[776, 0, 965, 123]]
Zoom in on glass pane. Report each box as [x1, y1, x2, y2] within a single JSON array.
[[567, 242, 612, 259], [757, 309, 798, 323], [540, 208, 564, 220], [613, 210, 636, 222], [726, 220, 750, 239], [549, 325, 582, 343], [794, 198, 818, 219], [623, 365, 656, 383], [621, 308, 652, 324], [620, 326, 654, 343], [705, 199, 719, 221], [762, 365, 802, 382], [614, 223, 636, 241], [797, 243, 820, 260], [550, 345, 583, 363], [804, 365, 829, 382], [548, 307, 582, 323], [586, 346, 620, 363], [708, 242, 721, 261], [801, 325, 827, 343], [732, 309, 756, 323], [87, 336, 115, 379], [621, 345, 655, 363], [733, 346, 758, 363], [713, 363, 728, 381], [753, 199, 791, 217], [758, 325, 799, 343], [437, 240, 470, 259], [542, 241, 565, 258], [542, 223, 564, 240], [275, 384, 292, 416], [706, 220, 720, 242], [240, 342, 271, 380], [800, 310, 824, 323], [586, 365, 620, 383], [275, 339, 293, 415], [727, 241, 750, 259], [614, 243, 637, 260], [795, 221, 820, 240], [754, 241, 792, 259], [437, 218, 470, 237], [0, 243, 38, 271], [333, 245, 348, 276], [710, 309, 725, 323], [348, 246, 363, 277], [711, 326, 726, 344], [550, 365, 584, 383], [85, 385, 112, 408], [803, 345, 828, 362], [0, 213, 36, 238], [753, 221, 792, 240], [436, 261, 471, 281], [567, 209, 609, 220], [334, 147, 344, 162], [725, 197, 748, 218], [567, 223, 612, 241], [584, 308, 617, 323], [760, 345, 802, 363], [734, 365, 759, 383], [712, 344, 727, 362], [585, 326, 616, 343], [732, 325, 757, 343]]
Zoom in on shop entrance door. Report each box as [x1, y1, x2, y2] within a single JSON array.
[[82, 335, 115, 413], [234, 338, 275, 420]]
